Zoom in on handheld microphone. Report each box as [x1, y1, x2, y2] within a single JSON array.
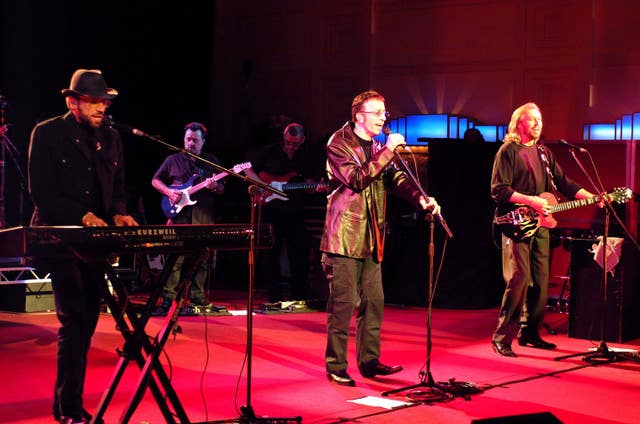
[[559, 139, 587, 153], [383, 126, 410, 152]]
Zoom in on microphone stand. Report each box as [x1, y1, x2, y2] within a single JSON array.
[[383, 147, 478, 401], [0, 97, 28, 228], [554, 144, 639, 365], [108, 119, 302, 423]]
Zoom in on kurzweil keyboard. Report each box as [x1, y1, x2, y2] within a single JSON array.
[[0, 224, 273, 258]]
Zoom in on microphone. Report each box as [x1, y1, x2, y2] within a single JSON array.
[[383, 126, 410, 152], [559, 139, 587, 153], [104, 115, 151, 138]]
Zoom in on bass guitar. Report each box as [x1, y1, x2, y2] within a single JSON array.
[[258, 171, 329, 203], [161, 162, 252, 218], [493, 187, 632, 241]]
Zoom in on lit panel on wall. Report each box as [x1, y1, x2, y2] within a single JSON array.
[[588, 124, 616, 140], [448, 116, 458, 139], [498, 125, 507, 141], [459, 118, 468, 135], [474, 125, 498, 142], [621, 115, 632, 140], [406, 114, 448, 145]]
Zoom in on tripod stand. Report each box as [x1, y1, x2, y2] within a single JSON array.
[[554, 206, 639, 364], [0, 95, 28, 228], [382, 149, 478, 401], [554, 145, 640, 365], [209, 188, 301, 424]]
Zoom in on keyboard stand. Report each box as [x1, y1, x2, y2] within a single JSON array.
[[92, 251, 201, 424]]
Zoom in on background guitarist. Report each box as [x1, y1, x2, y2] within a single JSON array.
[[151, 122, 223, 315], [244, 122, 327, 303], [490, 102, 598, 358]]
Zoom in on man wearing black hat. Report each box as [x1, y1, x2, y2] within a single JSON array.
[[28, 69, 138, 424]]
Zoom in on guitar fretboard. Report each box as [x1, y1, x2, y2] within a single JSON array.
[[283, 182, 326, 191], [550, 196, 597, 213]]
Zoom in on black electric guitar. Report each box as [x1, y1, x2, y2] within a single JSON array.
[[257, 171, 329, 203], [494, 187, 632, 241], [161, 162, 252, 218]]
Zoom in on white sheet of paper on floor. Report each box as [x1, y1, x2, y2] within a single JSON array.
[[347, 396, 412, 409]]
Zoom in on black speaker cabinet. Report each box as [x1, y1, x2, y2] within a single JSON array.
[[569, 239, 640, 342], [472, 412, 562, 423]]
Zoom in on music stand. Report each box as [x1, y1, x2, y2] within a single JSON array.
[[107, 118, 300, 423]]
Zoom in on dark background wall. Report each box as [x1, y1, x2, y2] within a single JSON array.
[[2, 0, 639, 307]]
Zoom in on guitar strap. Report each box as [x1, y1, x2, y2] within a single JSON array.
[[536, 144, 560, 199]]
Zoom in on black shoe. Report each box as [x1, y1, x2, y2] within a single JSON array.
[[492, 341, 517, 357], [153, 296, 172, 316], [518, 334, 556, 350], [326, 369, 356, 386], [360, 362, 403, 378], [55, 408, 102, 424], [191, 296, 212, 307], [59, 417, 88, 424]]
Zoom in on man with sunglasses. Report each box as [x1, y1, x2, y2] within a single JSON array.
[[321, 90, 440, 386], [28, 69, 138, 424]]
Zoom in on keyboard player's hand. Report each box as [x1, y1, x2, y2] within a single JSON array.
[[82, 211, 108, 227], [113, 214, 139, 227]]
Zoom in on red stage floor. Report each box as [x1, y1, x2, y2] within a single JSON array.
[[1, 291, 639, 424]]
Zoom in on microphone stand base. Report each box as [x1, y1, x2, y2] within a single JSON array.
[[200, 404, 302, 424], [382, 372, 481, 403]]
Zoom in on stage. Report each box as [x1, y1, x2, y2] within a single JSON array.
[[0, 290, 638, 424]]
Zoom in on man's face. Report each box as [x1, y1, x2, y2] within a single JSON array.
[[184, 129, 205, 154], [517, 107, 543, 144], [71, 95, 111, 128], [356, 98, 388, 138], [282, 133, 304, 157]]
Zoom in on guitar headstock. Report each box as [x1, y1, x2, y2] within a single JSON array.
[[607, 187, 633, 204], [233, 162, 252, 173]]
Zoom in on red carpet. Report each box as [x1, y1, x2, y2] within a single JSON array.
[[1, 292, 639, 423]]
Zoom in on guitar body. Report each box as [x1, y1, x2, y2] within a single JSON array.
[[160, 162, 252, 218], [258, 171, 298, 203], [494, 187, 632, 242], [161, 175, 199, 218], [257, 171, 330, 204]]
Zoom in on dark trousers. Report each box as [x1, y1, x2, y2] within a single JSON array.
[[162, 207, 212, 301], [259, 202, 310, 301], [493, 228, 550, 344], [47, 259, 104, 419], [321, 253, 384, 373]]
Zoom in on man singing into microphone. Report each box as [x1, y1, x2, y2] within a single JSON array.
[[321, 90, 440, 386]]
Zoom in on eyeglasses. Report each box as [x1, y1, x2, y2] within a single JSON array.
[[359, 110, 390, 119]]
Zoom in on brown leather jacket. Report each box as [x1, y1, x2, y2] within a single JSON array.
[[320, 122, 423, 261]]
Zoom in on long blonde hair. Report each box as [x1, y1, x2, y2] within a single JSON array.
[[503, 102, 539, 144]]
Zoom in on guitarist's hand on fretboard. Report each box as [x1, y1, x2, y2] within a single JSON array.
[[529, 195, 552, 215]]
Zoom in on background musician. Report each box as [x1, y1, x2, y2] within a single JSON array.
[[151, 122, 223, 315], [244, 122, 326, 303]]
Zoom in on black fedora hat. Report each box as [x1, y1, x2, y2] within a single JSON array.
[[60, 69, 118, 100]]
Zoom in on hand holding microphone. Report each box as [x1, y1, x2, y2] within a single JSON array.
[[385, 132, 407, 152]]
